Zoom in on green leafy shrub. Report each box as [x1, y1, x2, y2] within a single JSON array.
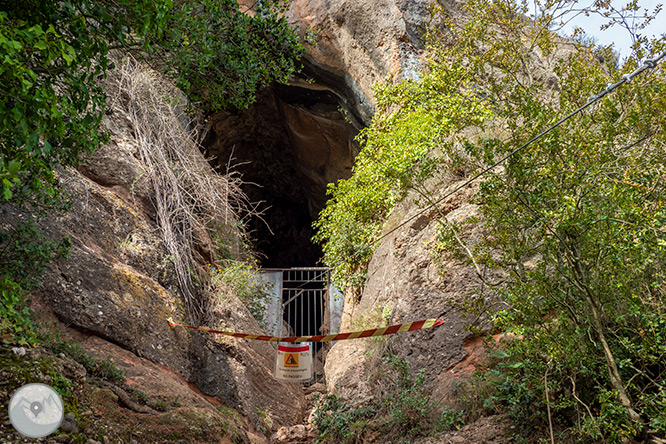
[[314, 0, 665, 440], [1, 0, 305, 339], [0, 221, 70, 345], [313, 394, 376, 444], [313, 63, 491, 289], [1, 0, 305, 207], [0, 6, 108, 206], [313, 354, 452, 443], [427, 1, 664, 440], [152, 0, 306, 112], [211, 261, 271, 328], [436, 407, 465, 432], [0, 279, 35, 346]]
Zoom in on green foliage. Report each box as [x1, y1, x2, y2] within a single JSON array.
[[50, 370, 74, 398], [0, 221, 70, 345], [153, 0, 306, 112], [0, 220, 71, 285], [378, 354, 433, 438], [0, 279, 35, 346], [313, 354, 449, 443], [313, 61, 491, 289], [313, 0, 666, 439], [436, 407, 465, 432], [429, 0, 665, 440], [0, 5, 107, 206], [449, 1, 665, 436], [43, 334, 126, 385], [0, 0, 304, 206], [255, 407, 275, 436], [313, 394, 375, 444], [211, 260, 271, 328]]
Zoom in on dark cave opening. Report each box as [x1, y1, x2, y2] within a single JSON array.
[[202, 81, 361, 268]]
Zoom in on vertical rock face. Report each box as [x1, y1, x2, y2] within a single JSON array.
[[284, 0, 496, 405], [287, 0, 428, 124], [323, 178, 503, 405], [11, 60, 305, 433], [288, 0, 563, 411]]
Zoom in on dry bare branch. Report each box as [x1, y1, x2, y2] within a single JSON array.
[[104, 54, 258, 322]]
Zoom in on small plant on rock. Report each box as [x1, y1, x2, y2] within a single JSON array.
[[210, 260, 272, 329]]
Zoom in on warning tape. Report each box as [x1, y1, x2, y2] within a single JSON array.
[[167, 317, 444, 343]]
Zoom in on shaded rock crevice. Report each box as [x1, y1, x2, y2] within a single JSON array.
[[203, 83, 360, 267]]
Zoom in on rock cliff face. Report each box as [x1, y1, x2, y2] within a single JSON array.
[[287, 0, 453, 123], [282, 0, 494, 405], [7, 58, 305, 441], [285, 0, 564, 421], [201, 0, 485, 417], [323, 177, 501, 406]]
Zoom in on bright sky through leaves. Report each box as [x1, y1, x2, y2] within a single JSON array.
[[529, 0, 664, 59]]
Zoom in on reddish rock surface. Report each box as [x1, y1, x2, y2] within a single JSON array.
[[9, 57, 305, 436]]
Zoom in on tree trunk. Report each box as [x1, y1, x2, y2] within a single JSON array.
[[585, 293, 642, 423]]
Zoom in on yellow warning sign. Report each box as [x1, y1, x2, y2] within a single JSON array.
[[284, 353, 298, 367], [275, 344, 312, 382]]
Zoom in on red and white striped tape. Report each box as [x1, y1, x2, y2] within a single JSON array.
[[167, 317, 444, 343]]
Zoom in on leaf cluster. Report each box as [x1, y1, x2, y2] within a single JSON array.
[[1, 0, 304, 207], [210, 260, 272, 329], [153, 0, 306, 111], [313, 61, 491, 289], [0, 220, 70, 345], [0, 4, 109, 205], [313, 354, 455, 443], [430, 0, 666, 440]]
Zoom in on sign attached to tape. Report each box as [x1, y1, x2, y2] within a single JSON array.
[[275, 343, 312, 382]]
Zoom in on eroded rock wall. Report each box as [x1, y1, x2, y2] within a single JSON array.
[[300, 0, 568, 412], [10, 60, 305, 435], [287, 0, 453, 124], [323, 176, 503, 406], [282, 0, 491, 404]]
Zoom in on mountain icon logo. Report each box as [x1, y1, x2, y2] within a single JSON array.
[[8, 383, 64, 438]]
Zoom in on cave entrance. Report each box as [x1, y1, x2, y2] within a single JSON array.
[[202, 82, 362, 268], [260, 267, 344, 383], [202, 76, 361, 378]]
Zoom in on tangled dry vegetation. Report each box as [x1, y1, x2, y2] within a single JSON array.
[[105, 55, 259, 322]]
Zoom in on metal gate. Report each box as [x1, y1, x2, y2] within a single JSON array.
[[260, 267, 344, 383]]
